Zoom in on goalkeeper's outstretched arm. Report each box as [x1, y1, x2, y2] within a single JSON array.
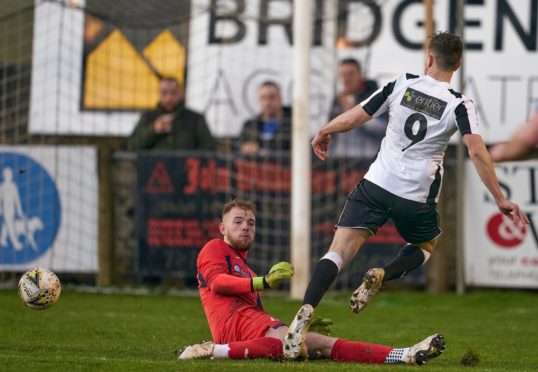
[[205, 262, 294, 295]]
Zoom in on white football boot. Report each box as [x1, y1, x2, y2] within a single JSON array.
[[405, 334, 445, 365], [178, 341, 214, 360], [350, 268, 385, 313], [283, 304, 314, 359]]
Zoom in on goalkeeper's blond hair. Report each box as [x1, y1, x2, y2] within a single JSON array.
[[221, 198, 255, 219]]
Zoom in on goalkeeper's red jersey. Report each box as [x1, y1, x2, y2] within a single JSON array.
[[197, 238, 266, 342]]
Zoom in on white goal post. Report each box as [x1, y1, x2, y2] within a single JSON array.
[[291, 0, 313, 299]]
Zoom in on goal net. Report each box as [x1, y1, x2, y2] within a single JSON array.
[[0, 0, 425, 290]]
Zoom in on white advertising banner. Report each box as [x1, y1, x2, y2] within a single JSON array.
[[29, 0, 537, 140], [186, 0, 338, 137], [187, 0, 538, 141], [29, 0, 140, 136], [464, 160, 538, 288], [0, 146, 98, 273]]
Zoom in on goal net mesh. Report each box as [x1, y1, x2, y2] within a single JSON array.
[[0, 0, 424, 289]]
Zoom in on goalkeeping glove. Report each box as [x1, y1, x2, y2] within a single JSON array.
[[252, 262, 294, 291], [308, 316, 333, 336]]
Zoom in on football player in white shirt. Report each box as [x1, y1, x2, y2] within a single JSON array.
[[283, 32, 529, 360]]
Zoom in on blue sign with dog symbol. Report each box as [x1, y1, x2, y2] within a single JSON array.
[[0, 152, 61, 264]]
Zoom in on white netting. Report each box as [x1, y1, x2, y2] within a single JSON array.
[[0, 1, 98, 276], [1, 0, 424, 289]]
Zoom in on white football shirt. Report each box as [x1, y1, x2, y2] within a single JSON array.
[[361, 73, 480, 203]]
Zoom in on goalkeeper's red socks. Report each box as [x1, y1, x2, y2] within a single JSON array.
[[330, 339, 392, 363], [213, 337, 282, 359], [331, 339, 414, 364], [213, 337, 409, 364]]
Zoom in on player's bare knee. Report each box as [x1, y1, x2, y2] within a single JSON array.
[[415, 238, 437, 254], [265, 325, 288, 340]]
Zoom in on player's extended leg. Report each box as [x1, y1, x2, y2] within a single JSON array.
[[179, 328, 446, 364], [350, 192, 443, 313], [304, 227, 371, 307], [383, 239, 436, 281], [350, 239, 436, 313], [178, 337, 283, 360], [328, 333, 445, 365], [303, 330, 446, 365], [283, 227, 370, 359]]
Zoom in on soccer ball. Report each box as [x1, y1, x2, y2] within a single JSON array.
[[18, 268, 61, 309]]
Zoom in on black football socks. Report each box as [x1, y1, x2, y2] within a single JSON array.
[[302, 258, 339, 307], [382, 244, 428, 281]]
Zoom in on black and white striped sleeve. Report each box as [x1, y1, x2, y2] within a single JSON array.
[[360, 75, 400, 117], [455, 97, 480, 135]]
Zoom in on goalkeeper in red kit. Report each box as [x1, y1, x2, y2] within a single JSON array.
[[178, 198, 445, 365]]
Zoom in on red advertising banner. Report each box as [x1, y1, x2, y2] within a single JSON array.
[[135, 152, 420, 288]]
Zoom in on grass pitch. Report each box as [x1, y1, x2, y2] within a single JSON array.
[[0, 288, 537, 371]]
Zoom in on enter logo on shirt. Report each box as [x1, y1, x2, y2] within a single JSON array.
[[401, 88, 447, 119]]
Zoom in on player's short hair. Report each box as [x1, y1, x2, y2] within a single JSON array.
[[221, 198, 255, 219], [259, 80, 281, 92], [428, 32, 462, 71], [340, 58, 362, 73]]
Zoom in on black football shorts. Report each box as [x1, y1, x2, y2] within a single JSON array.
[[336, 179, 441, 244]]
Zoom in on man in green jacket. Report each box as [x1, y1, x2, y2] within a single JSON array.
[[127, 77, 216, 151]]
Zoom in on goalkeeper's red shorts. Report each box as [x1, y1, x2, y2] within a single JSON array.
[[214, 306, 285, 344]]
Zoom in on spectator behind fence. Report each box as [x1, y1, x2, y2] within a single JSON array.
[[489, 101, 538, 162], [127, 77, 216, 151], [237, 81, 292, 156], [328, 58, 387, 159]]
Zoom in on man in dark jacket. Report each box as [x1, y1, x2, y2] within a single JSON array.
[[328, 59, 386, 158], [238, 81, 291, 156], [127, 77, 216, 151]]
